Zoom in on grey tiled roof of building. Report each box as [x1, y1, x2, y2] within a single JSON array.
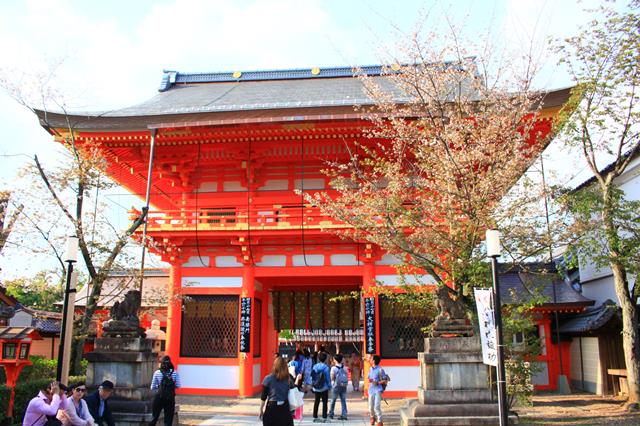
[[112, 73, 405, 117], [498, 269, 594, 307], [558, 300, 621, 334]]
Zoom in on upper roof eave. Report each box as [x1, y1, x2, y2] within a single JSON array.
[[33, 86, 574, 134]]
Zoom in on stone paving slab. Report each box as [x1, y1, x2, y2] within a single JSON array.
[[177, 392, 405, 425]]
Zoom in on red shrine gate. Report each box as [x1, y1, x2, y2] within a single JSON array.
[[35, 66, 573, 397]]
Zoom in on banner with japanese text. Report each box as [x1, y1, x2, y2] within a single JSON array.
[[474, 288, 497, 366]]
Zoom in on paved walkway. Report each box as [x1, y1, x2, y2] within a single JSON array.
[[178, 390, 407, 425]]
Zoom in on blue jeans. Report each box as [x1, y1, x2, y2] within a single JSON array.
[[328, 385, 347, 418], [368, 391, 382, 422]]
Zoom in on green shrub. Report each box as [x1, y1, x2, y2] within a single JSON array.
[[0, 385, 10, 422], [17, 356, 56, 383]]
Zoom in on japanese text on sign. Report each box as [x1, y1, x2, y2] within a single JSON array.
[[364, 297, 376, 354], [474, 288, 497, 366], [239, 297, 252, 353]]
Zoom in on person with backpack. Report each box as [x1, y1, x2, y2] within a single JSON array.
[[301, 348, 313, 393], [367, 355, 389, 426], [310, 352, 331, 422], [328, 353, 348, 421], [149, 355, 181, 426]]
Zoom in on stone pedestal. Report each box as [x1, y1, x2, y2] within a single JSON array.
[[86, 337, 167, 425], [400, 335, 517, 425]]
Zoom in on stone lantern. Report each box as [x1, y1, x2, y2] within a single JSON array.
[[0, 327, 42, 421]]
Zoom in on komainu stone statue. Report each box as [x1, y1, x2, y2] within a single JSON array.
[[435, 285, 466, 321], [103, 290, 143, 337], [431, 285, 473, 337]]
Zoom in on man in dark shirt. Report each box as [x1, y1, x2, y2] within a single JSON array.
[[85, 380, 115, 426]]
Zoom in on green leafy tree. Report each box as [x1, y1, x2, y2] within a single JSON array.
[[555, 0, 640, 409], [4, 271, 63, 311], [0, 72, 147, 375]]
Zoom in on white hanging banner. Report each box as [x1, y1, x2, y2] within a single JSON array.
[[474, 288, 497, 366]]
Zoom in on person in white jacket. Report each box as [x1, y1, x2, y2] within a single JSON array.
[[58, 382, 95, 426]]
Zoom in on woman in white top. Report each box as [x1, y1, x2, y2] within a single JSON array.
[[58, 382, 95, 426]]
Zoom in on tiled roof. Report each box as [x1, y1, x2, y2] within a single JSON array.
[[33, 64, 573, 132], [0, 327, 42, 340], [558, 300, 621, 335], [112, 73, 406, 117], [33, 318, 60, 334], [73, 270, 168, 308], [498, 268, 594, 307]]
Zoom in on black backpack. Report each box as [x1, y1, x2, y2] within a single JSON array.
[[159, 371, 176, 398], [311, 368, 325, 389]]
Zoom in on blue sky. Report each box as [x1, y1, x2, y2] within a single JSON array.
[[0, 0, 610, 277]]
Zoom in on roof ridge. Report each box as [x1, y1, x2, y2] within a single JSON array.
[[158, 65, 388, 92]]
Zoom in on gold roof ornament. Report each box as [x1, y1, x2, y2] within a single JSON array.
[[391, 63, 401, 71], [232, 71, 242, 79], [311, 67, 321, 75]]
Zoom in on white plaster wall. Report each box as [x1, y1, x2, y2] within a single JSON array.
[[569, 338, 582, 384], [256, 255, 287, 267], [179, 364, 239, 389], [182, 256, 210, 267], [581, 337, 602, 394], [216, 256, 243, 267], [531, 362, 549, 386], [579, 258, 612, 284], [292, 254, 324, 266], [381, 366, 420, 391], [253, 363, 262, 387], [181, 276, 242, 288], [581, 276, 619, 306], [330, 254, 359, 266], [223, 181, 247, 191], [375, 274, 436, 286], [9, 310, 32, 327], [294, 178, 324, 190], [258, 180, 288, 190], [375, 254, 401, 265], [197, 182, 217, 192], [569, 337, 602, 394]]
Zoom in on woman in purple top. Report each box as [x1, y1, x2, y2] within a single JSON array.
[[23, 381, 67, 426]]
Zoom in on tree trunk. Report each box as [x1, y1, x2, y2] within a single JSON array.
[[602, 199, 640, 409], [610, 262, 640, 407]]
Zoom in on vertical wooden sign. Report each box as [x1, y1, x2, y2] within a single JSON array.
[[364, 297, 376, 354], [239, 297, 252, 353]]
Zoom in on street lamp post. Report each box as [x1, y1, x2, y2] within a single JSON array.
[[56, 236, 78, 383], [486, 230, 508, 426]]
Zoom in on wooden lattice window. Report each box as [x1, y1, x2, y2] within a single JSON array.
[[180, 295, 239, 358], [379, 296, 433, 359]]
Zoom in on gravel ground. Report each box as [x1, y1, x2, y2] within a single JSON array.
[[517, 393, 640, 425]]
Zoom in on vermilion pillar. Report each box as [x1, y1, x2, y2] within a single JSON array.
[[165, 264, 182, 362], [239, 263, 255, 397]]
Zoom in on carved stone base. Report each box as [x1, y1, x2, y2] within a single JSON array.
[[86, 337, 170, 425], [102, 320, 145, 338], [400, 336, 517, 426], [430, 318, 474, 337]]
